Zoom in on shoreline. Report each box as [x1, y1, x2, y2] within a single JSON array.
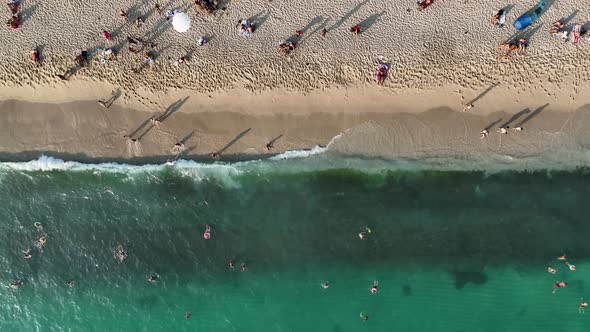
[[0, 88, 589, 169]]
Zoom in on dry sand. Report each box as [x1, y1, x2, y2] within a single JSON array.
[[1, 0, 590, 164]]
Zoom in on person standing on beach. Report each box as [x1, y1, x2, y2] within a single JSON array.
[[350, 25, 361, 38], [480, 129, 489, 139], [462, 103, 475, 112]]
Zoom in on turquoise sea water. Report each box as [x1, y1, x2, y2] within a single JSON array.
[[0, 155, 589, 331]]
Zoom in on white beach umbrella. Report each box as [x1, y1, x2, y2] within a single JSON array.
[[172, 12, 191, 33]]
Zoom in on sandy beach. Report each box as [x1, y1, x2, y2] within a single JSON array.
[[1, 0, 590, 163]]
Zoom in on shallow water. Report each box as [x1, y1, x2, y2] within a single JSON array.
[[0, 156, 589, 331]]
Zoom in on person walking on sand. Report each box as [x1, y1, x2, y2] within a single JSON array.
[[491, 9, 506, 28], [173, 142, 185, 154], [98, 90, 118, 108], [480, 129, 489, 139], [350, 25, 361, 38], [462, 103, 475, 112], [497, 127, 509, 134], [101, 31, 113, 41], [154, 3, 162, 15], [370, 280, 378, 294], [553, 281, 567, 293]]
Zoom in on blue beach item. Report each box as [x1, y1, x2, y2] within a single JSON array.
[[514, 0, 546, 30]]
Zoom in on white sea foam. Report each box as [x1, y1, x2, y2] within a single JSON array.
[[269, 133, 343, 160]]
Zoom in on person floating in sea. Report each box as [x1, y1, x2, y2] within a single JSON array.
[[185, 311, 191, 320], [8, 280, 22, 289], [370, 280, 378, 294], [114, 244, 128, 263], [547, 266, 557, 274], [23, 248, 32, 259], [147, 274, 160, 283], [321, 281, 329, 289], [34, 221, 43, 231], [36, 235, 47, 249], [558, 254, 567, 260], [580, 299, 588, 313], [229, 260, 235, 270], [203, 225, 211, 239], [241, 262, 247, 272], [358, 226, 372, 240], [553, 281, 567, 293], [566, 261, 576, 271], [359, 312, 369, 321], [66, 280, 74, 287]]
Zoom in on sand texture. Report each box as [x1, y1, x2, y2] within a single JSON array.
[[0, 0, 590, 164]]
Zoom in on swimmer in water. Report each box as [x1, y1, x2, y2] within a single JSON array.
[[185, 311, 191, 320], [229, 260, 235, 270], [23, 249, 32, 259], [66, 280, 74, 287], [553, 281, 567, 293], [358, 226, 372, 240], [566, 261, 576, 271], [34, 222, 43, 231], [558, 254, 567, 261], [203, 225, 211, 239], [241, 262, 247, 272], [321, 281, 329, 289], [147, 274, 160, 283], [359, 312, 369, 321], [547, 266, 557, 274], [8, 280, 22, 289], [114, 244, 128, 262], [370, 280, 378, 294], [36, 236, 47, 248], [580, 299, 588, 313]]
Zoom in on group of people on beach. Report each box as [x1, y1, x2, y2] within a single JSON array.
[[547, 254, 587, 312]]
